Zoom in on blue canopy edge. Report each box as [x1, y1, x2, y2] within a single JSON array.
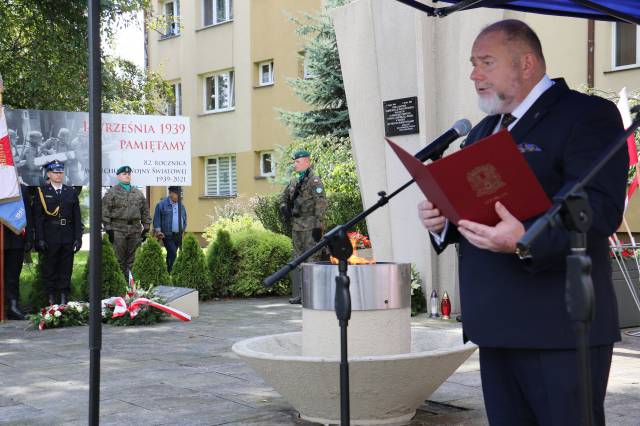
[[395, 0, 640, 25]]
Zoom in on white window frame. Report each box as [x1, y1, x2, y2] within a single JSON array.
[[203, 0, 233, 27], [163, 0, 180, 37], [611, 22, 640, 70], [166, 82, 182, 116], [203, 70, 235, 112], [258, 61, 274, 86], [259, 151, 275, 177], [205, 155, 237, 196]]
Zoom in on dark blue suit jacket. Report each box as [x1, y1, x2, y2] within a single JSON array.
[[433, 79, 628, 348]]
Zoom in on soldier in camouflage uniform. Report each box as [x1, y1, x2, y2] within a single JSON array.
[[102, 166, 151, 279], [280, 150, 327, 304]]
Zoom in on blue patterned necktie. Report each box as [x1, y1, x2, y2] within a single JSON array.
[[500, 113, 516, 130]]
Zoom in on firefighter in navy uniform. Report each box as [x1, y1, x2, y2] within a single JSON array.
[[34, 160, 83, 305], [2, 184, 33, 320]]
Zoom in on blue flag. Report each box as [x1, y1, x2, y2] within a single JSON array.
[[0, 197, 27, 235]]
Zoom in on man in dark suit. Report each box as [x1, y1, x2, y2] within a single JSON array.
[[418, 20, 628, 425], [34, 160, 83, 305], [2, 185, 33, 320]]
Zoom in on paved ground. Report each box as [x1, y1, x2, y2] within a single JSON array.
[[0, 298, 639, 425]]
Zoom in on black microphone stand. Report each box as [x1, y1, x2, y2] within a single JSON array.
[[263, 145, 450, 426], [517, 106, 640, 426]]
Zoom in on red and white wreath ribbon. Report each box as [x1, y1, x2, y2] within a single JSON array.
[[101, 297, 191, 321]]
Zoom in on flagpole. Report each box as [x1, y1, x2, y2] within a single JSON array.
[[1, 74, 5, 323], [1, 225, 4, 322], [88, 0, 103, 424]]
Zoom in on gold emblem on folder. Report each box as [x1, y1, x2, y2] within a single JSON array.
[[466, 164, 506, 197]]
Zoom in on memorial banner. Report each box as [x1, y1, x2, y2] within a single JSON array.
[[5, 108, 191, 187]]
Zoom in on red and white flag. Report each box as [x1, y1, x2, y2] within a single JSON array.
[[128, 270, 136, 291], [617, 87, 640, 209], [0, 107, 21, 201]]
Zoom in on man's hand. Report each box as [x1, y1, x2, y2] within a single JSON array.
[[457, 202, 525, 253], [417, 200, 446, 233], [73, 239, 82, 253], [156, 231, 165, 240]]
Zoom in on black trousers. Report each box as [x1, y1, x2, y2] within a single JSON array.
[[479, 345, 613, 426], [3, 248, 25, 301], [41, 242, 75, 293], [163, 234, 182, 273]]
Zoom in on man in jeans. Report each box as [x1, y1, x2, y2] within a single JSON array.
[[153, 186, 187, 272]]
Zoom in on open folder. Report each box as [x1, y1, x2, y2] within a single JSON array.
[[387, 130, 551, 226]]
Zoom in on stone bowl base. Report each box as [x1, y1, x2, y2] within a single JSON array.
[[232, 328, 477, 425]]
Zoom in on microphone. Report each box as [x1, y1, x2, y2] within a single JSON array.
[[414, 119, 472, 162]]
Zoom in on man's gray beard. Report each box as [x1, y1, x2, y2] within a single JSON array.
[[477, 93, 503, 115]]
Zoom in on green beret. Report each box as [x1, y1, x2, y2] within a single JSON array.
[[293, 150, 311, 160], [116, 165, 132, 175]]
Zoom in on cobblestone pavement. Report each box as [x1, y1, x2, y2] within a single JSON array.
[[1, 298, 639, 425]]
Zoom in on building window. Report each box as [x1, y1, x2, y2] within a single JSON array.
[[258, 61, 274, 86], [205, 155, 237, 196], [613, 22, 639, 68], [203, 0, 233, 26], [163, 0, 180, 37], [204, 70, 235, 112], [260, 151, 275, 176], [167, 82, 182, 116]]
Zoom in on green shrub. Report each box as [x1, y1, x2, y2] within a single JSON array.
[[81, 234, 128, 299], [20, 252, 87, 310], [253, 194, 291, 236], [253, 191, 367, 236], [325, 192, 367, 235], [131, 237, 170, 290], [202, 214, 264, 244], [206, 229, 236, 298], [172, 233, 212, 299], [29, 254, 47, 310], [228, 229, 292, 297]]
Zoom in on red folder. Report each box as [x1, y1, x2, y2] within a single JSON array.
[[387, 130, 551, 226]]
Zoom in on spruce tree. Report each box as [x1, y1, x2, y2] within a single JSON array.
[[172, 233, 212, 300], [206, 230, 236, 297], [81, 234, 127, 299], [279, 0, 351, 139], [131, 237, 171, 290]]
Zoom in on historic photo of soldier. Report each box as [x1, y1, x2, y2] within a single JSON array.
[[102, 165, 151, 279], [279, 150, 327, 304], [5, 108, 88, 186]]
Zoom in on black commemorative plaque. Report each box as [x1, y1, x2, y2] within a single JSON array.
[[383, 96, 419, 137]]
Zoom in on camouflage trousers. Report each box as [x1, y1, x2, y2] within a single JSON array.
[[113, 230, 142, 280], [290, 229, 324, 299]]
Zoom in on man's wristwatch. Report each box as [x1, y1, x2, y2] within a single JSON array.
[[515, 245, 532, 260]]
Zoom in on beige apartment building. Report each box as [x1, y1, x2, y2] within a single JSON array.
[[146, 0, 640, 236], [146, 0, 322, 233]]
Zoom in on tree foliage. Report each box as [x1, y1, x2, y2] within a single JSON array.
[[206, 230, 236, 298], [81, 234, 128, 299], [279, 0, 351, 139], [0, 0, 171, 114], [131, 237, 170, 290], [275, 135, 359, 194], [172, 234, 212, 300]]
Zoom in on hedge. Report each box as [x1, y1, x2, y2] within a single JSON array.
[[227, 229, 292, 297]]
